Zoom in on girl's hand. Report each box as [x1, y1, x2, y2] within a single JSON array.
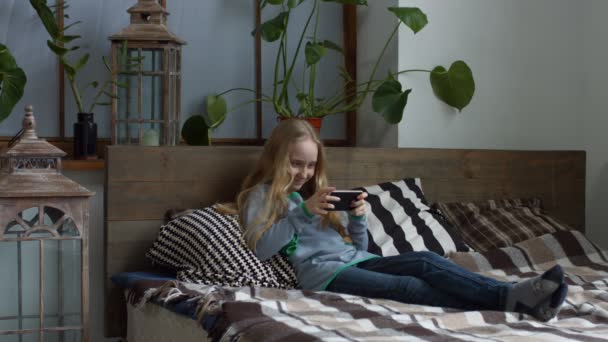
[[349, 192, 368, 217], [303, 187, 338, 216]]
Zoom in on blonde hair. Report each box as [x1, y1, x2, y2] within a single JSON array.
[[220, 119, 348, 251]]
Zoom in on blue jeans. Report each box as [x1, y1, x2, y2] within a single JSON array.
[[326, 251, 511, 311]]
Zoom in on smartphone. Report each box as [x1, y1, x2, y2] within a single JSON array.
[[328, 190, 363, 211]]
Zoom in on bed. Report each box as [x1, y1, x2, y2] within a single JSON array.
[[104, 146, 608, 341]]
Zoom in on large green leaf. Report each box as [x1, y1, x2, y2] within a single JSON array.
[[29, 0, 60, 39], [305, 42, 326, 65], [372, 79, 411, 124], [252, 12, 288, 42], [388, 7, 428, 34], [181, 115, 211, 146], [206, 94, 227, 128], [430, 61, 475, 111], [0, 43, 27, 123]]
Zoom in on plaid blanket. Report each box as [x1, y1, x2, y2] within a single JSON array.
[[130, 230, 608, 341]]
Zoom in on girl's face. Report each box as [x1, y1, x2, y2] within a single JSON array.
[[287, 137, 318, 192]]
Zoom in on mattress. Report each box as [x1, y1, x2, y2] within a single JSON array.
[[126, 299, 210, 342]]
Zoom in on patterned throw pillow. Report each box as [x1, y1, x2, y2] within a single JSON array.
[[359, 178, 470, 257], [146, 206, 297, 289], [435, 198, 572, 252]]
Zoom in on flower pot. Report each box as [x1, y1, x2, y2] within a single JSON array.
[[73, 112, 98, 160], [277, 116, 323, 135]]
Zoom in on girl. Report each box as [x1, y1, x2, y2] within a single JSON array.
[[233, 119, 568, 321]]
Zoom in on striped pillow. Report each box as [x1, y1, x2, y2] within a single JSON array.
[[359, 179, 470, 257], [436, 198, 572, 252]]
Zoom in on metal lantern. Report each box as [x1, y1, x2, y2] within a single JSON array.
[[0, 106, 94, 341], [109, 0, 186, 146]]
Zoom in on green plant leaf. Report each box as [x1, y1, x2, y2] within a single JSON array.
[[59, 35, 81, 44], [321, 40, 343, 54], [252, 12, 288, 42], [95, 101, 112, 106], [206, 94, 227, 128], [62, 20, 82, 32], [305, 42, 326, 66], [74, 53, 90, 71], [430, 61, 475, 111], [267, 0, 284, 4], [0, 43, 27, 123], [372, 79, 411, 124], [29, 0, 60, 39], [47, 40, 69, 56], [322, 0, 368, 5], [61, 57, 76, 79], [181, 115, 211, 146], [91, 81, 99, 88], [388, 7, 428, 34]]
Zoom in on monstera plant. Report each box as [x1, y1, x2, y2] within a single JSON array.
[[0, 43, 27, 124], [209, 0, 475, 126]]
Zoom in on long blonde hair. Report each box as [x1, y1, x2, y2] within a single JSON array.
[[222, 119, 348, 251]]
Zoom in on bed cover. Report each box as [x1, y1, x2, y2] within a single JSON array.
[[117, 229, 608, 341]]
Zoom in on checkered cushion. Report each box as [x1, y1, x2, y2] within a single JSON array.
[[359, 178, 470, 256], [435, 198, 572, 252], [146, 206, 297, 288]]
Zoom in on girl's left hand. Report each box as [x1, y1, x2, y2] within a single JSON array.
[[349, 192, 368, 217]]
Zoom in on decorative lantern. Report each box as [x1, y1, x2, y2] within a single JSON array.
[[0, 106, 94, 341], [109, 0, 186, 146]]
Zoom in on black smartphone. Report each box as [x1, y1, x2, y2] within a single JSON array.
[[328, 190, 363, 211]]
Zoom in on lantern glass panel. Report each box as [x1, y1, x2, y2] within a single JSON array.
[[45, 330, 82, 342], [116, 123, 128, 144], [142, 75, 163, 121], [0, 241, 40, 331], [43, 239, 81, 328], [57, 218, 79, 237], [141, 49, 162, 71], [128, 124, 141, 144], [117, 73, 139, 120], [21, 207, 39, 227]]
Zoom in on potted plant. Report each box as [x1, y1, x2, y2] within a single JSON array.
[[29, 0, 136, 158], [209, 0, 475, 130], [0, 44, 27, 124]]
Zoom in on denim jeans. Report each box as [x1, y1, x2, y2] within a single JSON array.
[[326, 251, 511, 311]]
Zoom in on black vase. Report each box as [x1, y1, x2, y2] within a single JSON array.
[[73, 112, 97, 160]]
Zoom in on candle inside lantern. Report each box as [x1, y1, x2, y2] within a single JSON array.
[[142, 129, 159, 146]]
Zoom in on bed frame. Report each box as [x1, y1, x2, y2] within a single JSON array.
[[104, 146, 586, 337]]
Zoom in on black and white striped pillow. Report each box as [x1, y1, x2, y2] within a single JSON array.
[[359, 178, 470, 256], [145, 206, 297, 289]]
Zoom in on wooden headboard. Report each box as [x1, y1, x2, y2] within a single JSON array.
[[104, 146, 585, 337]]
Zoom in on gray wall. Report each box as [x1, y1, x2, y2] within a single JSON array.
[[359, 0, 607, 247]]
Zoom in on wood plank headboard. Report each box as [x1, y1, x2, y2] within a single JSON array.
[[104, 146, 585, 337]]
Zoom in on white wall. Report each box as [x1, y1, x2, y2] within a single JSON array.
[[583, 0, 608, 249], [360, 0, 608, 247]]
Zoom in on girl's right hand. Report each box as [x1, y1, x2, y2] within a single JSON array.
[[303, 187, 338, 216]]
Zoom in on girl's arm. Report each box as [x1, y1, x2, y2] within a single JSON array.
[[346, 214, 369, 251], [243, 186, 311, 261]]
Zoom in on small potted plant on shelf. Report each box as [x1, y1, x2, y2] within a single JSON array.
[[208, 0, 475, 132], [0, 44, 27, 124], [29, 0, 138, 159]]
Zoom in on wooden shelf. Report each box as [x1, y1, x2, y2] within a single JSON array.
[[63, 159, 105, 171]]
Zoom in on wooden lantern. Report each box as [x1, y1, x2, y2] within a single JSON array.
[[0, 106, 94, 341], [109, 0, 186, 146]]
